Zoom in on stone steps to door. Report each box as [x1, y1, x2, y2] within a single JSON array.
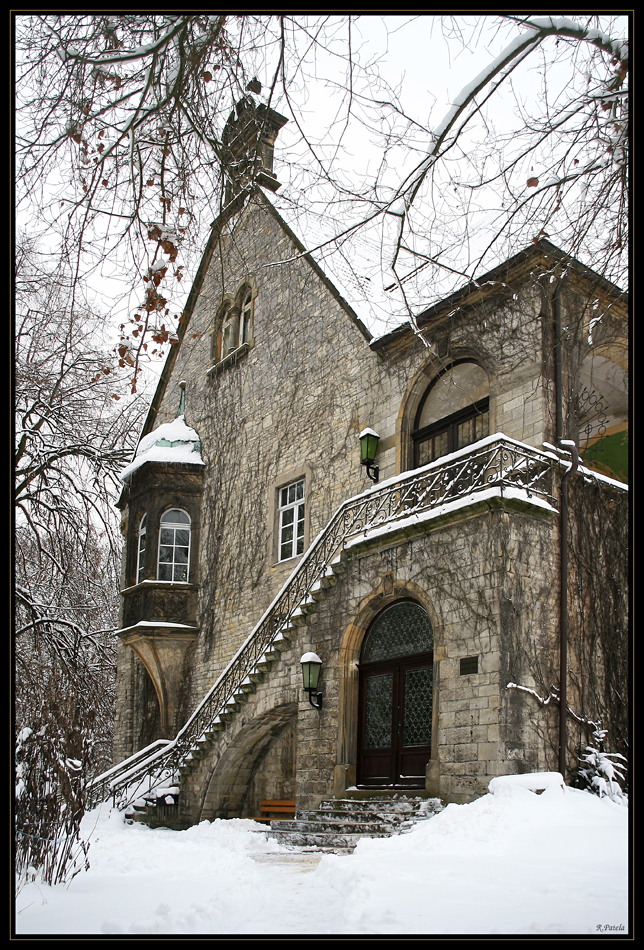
[[269, 818, 399, 835], [263, 794, 442, 852]]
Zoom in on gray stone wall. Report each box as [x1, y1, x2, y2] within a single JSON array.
[[151, 195, 384, 721], [284, 500, 561, 809], [145, 196, 561, 727], [113, 190, 627, 816]]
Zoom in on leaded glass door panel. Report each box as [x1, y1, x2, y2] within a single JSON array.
[[360, 671, 394, 785], [357, 602, 434, 788]]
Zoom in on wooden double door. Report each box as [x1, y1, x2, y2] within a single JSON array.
[[356, 601, 434, 788]]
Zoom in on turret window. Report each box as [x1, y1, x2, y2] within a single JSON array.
[[136, 514, 147, 585], [157, 508, 191, 582]]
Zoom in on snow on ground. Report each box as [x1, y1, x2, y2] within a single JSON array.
[[15, 783, 628, 936]]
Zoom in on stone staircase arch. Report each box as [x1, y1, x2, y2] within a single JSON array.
[[196, 698, 298, 823]]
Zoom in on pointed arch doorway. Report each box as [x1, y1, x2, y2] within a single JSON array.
[[357, 601, 434, 788]]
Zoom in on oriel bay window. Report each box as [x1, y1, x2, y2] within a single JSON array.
[[413, 361, 490, 467], [278, 479, 305, 561], [157, 508, 191, 582]]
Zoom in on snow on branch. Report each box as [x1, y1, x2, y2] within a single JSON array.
[[505, 682, 603, 731]]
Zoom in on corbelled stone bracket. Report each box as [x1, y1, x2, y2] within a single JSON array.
[[117, 622, 198, 736]]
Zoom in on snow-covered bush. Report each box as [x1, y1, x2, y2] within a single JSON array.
[[15, 710, 90, 890], [576, 728, 627, 804]]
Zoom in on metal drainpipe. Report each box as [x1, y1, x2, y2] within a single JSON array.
[[558, 440, 578, 780], [553, 284, 579, 780], [554, 286, 564, 443]]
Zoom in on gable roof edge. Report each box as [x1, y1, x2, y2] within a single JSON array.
[[138, 190, 251, 443], [255, 190, 372, 344], [371, 239, 627, 351]]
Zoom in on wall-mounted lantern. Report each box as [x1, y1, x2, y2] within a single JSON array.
[[300, 652, 323, 709], [359, 428, 380, 483]]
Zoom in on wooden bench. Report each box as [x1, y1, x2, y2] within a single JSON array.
[[249, 799, 296, 824]]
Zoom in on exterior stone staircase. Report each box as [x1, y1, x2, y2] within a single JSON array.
[[120, 558, 347, 829], [262, 794, 443, 852], [91, 437, 558, 817]]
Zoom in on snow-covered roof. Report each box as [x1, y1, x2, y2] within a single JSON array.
[[120, 414, 204, 482], [265, 192, 625, 344]]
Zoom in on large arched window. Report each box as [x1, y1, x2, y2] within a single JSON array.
[[413, 361, 489, 466], [157, 508, 191, 582]]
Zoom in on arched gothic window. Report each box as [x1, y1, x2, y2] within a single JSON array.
[[214, 281, 255, 364], [221, 303, 239, 360], [413, 361, 489, 466], [157, 508, 191, 582]]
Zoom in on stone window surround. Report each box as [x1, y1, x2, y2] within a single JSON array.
[[277, 477, 306, 562], [126, 492, 202, 590], [267, 464, 313, 569]]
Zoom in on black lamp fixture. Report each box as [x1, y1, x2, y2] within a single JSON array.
[[359, 427, 380, 483], [300, 652, 323, 709]]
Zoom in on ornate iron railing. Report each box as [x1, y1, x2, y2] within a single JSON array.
[[89, 434, 558, 809]]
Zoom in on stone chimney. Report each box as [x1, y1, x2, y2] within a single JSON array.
[[222, 83, 288, 202]]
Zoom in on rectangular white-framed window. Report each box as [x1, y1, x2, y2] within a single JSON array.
[[278, 479, 305, 562], [136, 513, 147, 584], [157, 508, 191, 582]]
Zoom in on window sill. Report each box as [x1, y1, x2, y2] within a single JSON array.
[[121, 579, 196, 594], [207, 342, 251, 376], [270, 553, 303, 572]]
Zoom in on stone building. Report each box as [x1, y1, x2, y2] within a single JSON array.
[[105, 101, 628, 826]]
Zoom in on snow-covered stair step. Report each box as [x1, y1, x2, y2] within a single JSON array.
[[299, 597, 319, 616], [269, 817, 397, 835], [323, 565, 338, 586], [287, 608, 308, 627], [309, 578, 331, 601], [270, 632, 290, 651], [330, 552, 348, 575], [263, 795, 442, 851], [266, 830, 393, 851]]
